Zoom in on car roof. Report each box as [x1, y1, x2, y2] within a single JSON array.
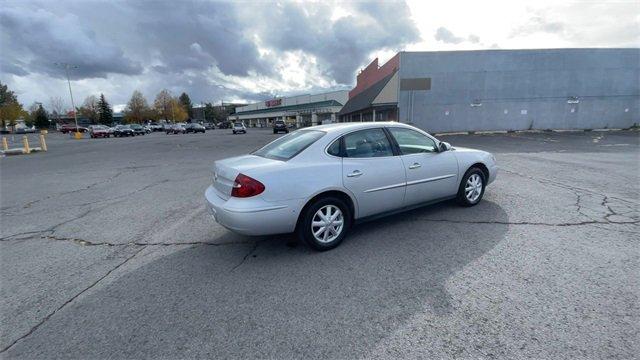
[[307, 121, 416, 134]]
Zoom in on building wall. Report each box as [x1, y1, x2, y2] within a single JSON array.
[[235, 90, 348, 114], [373, 72, 399, 105], [398, 49, 640, 133], [349, 54, 399, 99]]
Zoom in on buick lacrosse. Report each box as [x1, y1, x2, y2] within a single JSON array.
[[205, 122, 497, 250]]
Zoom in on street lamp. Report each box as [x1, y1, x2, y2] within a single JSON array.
[[55, 63, 80, 137]]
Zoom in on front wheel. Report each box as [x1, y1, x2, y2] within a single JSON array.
[[297, 197, 351, 251], [456, 167, 486, 206]]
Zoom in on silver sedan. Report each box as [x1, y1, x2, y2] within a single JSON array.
[[205, 122, 498, 250]]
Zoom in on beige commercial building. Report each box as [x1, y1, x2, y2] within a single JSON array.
[[229, 90, 348, 128]]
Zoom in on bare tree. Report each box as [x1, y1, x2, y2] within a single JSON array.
[[49, 96, 65, 124], [79, 95, 99, 124]]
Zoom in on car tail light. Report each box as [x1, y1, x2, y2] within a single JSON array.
[[231, 173, 265, 198]]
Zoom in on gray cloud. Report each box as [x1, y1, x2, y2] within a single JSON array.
[[435, 27, 465, 44], [468, 34, 481, 44], [244, 1, 421, 84], [434, 27, 481, 45], [0, 0, 420, 107], [510, 15, 565, 38], [0, 7, 142, 79]]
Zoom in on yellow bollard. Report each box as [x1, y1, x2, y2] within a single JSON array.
[[74, 131, 82, 139], [2, 137, 7, 151], [22, 135, 31, 154], [39, 134, 47, 151], [40, 129, 48, 135]]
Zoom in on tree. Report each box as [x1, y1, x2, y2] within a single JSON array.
[[97, 93, 113, 125], [26, 102, 40, 127], [178, 92, 193, 118], [170, 98, 188, 122], [79, 95, 99, 124], [153, 89, 173, 121], [49, 96, 65, 125], [204, 102, 216, 122], [34, 104, 49, 129], [0, 81, 25, 129], [124, 90, 150, 124]]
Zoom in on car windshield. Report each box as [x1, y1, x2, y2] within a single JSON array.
[[253, 130, 325, 161], [234, 123, 242, 127]]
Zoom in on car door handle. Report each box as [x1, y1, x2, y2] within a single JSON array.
[[409, 163, 421, 169], [347, 170, 363, 177]]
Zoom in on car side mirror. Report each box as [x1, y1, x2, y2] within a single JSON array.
[[439, 141, 452, 152]]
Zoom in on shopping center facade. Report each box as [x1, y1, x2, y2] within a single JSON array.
[[229, 90, 348, 127]]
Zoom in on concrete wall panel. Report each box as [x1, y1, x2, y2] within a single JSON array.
[[399, 49, 640, 132]]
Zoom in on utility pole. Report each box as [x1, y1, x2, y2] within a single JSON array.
[[55, 63, 79, 135]]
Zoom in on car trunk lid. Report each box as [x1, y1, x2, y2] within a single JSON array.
[[212, 155, 281, 200]]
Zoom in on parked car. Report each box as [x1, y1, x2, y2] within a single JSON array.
[[113, 125, 135, 137], [128, 124, 146, 136], [143, 125, 152, 134], [185, 123, 206, 133], [148, 123, 163, 132], [273, 120, 289, 134], [166, 124, 186, 134], [204, 123, 216, 130], [89, 125, 110, 138], [60, 124, 88, 133], [205, 122, 497, 251], [232, 122, 246, 134], [15, 127, 37, 134]]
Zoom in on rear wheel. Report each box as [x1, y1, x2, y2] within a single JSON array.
[[456, 167, 486, 206], [297, 197, 351, 251]]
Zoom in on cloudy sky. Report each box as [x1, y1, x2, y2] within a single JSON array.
[[1, 0, 638, 112]]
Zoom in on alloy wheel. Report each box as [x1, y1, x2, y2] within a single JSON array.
[[465, 173, 483, 203], [311, 205, 344, 243]]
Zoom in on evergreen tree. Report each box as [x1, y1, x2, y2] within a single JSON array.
[[178, 92, 193, 119], [97, 93, 113, 125], [34, 104, 49, 129]]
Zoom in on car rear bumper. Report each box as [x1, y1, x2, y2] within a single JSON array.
[[205, 185, 300, 236]]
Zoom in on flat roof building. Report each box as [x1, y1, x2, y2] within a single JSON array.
[[230, 90, 348, 127], [340, 48, 639, 132]]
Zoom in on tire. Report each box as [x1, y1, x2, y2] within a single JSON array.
[[297, 196, 352, 251], [456, 167, 486, 207]]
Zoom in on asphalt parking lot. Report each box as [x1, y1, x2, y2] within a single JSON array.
[[1, 128, 638, 358]]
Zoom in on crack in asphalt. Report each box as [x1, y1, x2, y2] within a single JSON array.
[[501, 168, 639, 206], [41, 235, 256, 247], [422, 218, 638, 227], [230, 241, 259, 272], [0, 245, 147, 354], [19, 171, 125, 210]]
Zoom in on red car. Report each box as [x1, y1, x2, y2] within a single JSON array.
[[89, 125, 111, 138], [60, 124, 88, 134]]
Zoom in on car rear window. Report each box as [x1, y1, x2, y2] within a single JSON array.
[[253, 130, 325, 161]]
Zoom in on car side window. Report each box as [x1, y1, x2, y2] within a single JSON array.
[[343, 128, 393, 158], [388, 127, 437, 154], [327, 139, 341, 157]]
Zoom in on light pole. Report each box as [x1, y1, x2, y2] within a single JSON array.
[[55, 63, 79, 136]]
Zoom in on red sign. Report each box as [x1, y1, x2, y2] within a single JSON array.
[[265, 98, 282, 107]]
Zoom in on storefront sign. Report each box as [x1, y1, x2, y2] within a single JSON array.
[[265, 98, 282, 107]]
